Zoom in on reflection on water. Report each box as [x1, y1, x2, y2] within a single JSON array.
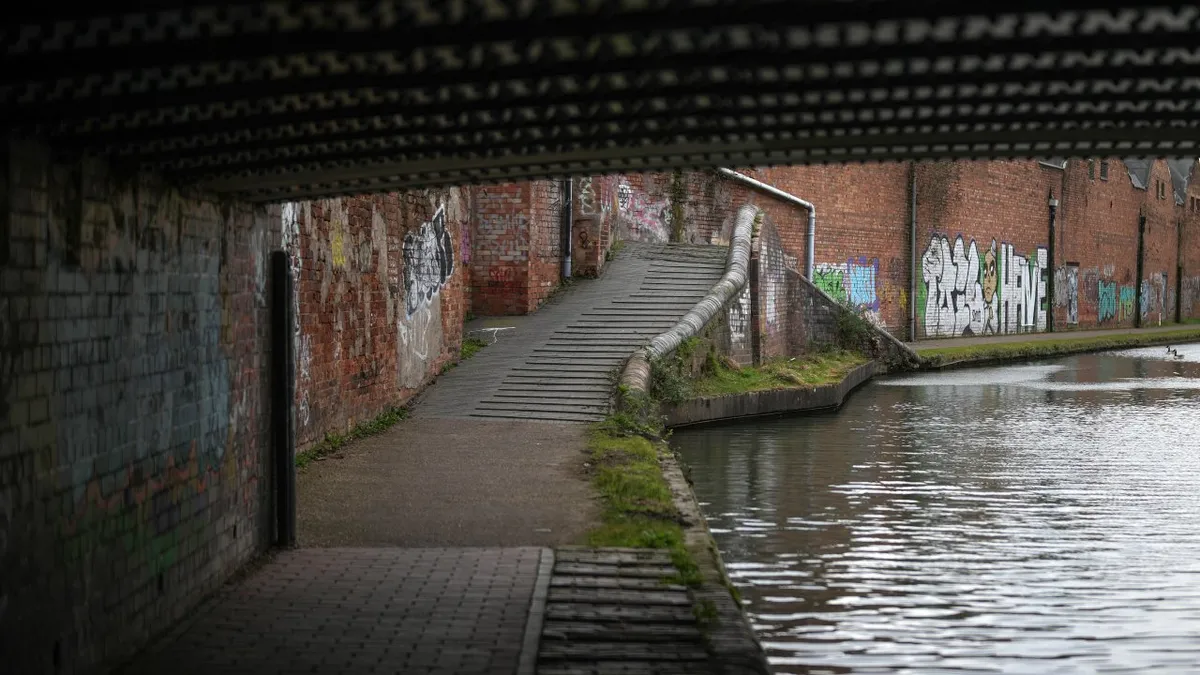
[[673, 344, 1200, 674]]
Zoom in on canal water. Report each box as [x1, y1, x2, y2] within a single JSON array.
[[673, 344, 1200, 674]]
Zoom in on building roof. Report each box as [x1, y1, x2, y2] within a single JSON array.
[[1167, 158, 1195, 205], [1123, 159, 1151, 191]]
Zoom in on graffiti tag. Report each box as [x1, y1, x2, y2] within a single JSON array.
[[403, 205, 454, 318]]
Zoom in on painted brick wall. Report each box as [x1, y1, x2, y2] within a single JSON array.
[[755, 214, 791, 360], [528, 180, 563, 310], [1182, 181, 1200, 320], [1140, 161, 1180, 326], [282, 190, 468, 452], [572, 175, 618, 278], [0, 140, 274, 674], [471, 183, 530, 316]]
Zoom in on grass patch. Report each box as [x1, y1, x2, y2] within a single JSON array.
[[585, 417, 702, 588], [605, 238, 626, 262], [460, 336, 488, 360], [691, 350, 868, 396], [918, 328, 1200, 366], [295, 406, 407, 469]]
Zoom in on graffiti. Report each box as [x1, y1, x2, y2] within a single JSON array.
[[282, 202, 312, 428], [617, 183, 633, 211], [1056, 265, 1079, 324], [578, 228, 591, 251], [729, 287, 750, 350], [331, 199, 348, 268], [402, 205, 454, 318], [920, 234, 1047, 338], [619, 190, 672, 243], [1098, 280, 1117, 322], [578, 177, 597, 215], [813, 266, 847, 303], [1119, 285, 1136, 322], [489, 266, 519, 289], [846, 257, 880, 310], [1140, 273, 1168, 323], [398, 303, 443, 389]]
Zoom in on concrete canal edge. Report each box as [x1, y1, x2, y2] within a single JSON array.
[[917, 330, 1200, 371], [663, 361, 881, 428], [659, 448, 773, 675]]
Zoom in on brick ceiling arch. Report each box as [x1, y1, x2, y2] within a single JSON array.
[[4, 1, 1200, 201]]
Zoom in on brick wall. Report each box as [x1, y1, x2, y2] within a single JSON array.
[[282, 190, 469, 452], [572, 175, 618, 278], [528, 180, 563, 310], [755, 214, 790, 360], [1183, 179, 1200, 320], [467, 181, 565, 315], [1140, 161, 1179, 326], [0, 140, 275, 674]]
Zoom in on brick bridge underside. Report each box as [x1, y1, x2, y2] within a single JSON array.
[[5, 2, 1200, 202]]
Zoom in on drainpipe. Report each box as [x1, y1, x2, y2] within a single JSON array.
[[1047, 189, 1058, 333], [1135, 211, 1146, 328], [717, 168, 816, 278], [909, 163, 918, 342], [561, 178, 573, 279]]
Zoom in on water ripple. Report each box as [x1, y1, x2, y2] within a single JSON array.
[[674, 350, 1200, 674]]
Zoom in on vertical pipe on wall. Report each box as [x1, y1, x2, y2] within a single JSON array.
[[1047, 189, 1058, 333], [715, 168, 816, 278], [270, 251, 296, 548], [909, 163, 918, 342], [1135, 212, 1146, 329], [561, 179, 573, 279]]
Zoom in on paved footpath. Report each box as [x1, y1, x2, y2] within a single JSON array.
[[118, 243, 762, 674], [907, 323, 1200, 351]]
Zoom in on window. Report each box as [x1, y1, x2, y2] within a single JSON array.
[[1099, 159, 1109, 180], [1088, 159, 1095, 179]]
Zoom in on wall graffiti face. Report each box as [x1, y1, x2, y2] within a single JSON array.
[[920, 234, 1047, 338], [1119, 285, 1136, 322], [402, 205, 454, 318]]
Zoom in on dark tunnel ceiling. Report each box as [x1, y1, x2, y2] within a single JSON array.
[[4, 1, 1200, 202]]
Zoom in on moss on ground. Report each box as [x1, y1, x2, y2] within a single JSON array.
[[295, 406, 407, 468], [585, 418, 702, 588], [918, 328, 1200, 367], [690, 350, 868, 396], [460, 336, 488, 360]]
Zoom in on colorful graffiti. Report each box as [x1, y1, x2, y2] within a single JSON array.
[[616, 182, 671, 243], [1099, 280, 1117, 322], [920, 234, 1047, 338], [1119, 285, 1136, 322], [813, 257, 880, 312]]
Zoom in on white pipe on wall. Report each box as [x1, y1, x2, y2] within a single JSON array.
[[716, 168, 817, 279]]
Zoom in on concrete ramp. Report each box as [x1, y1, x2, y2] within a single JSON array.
[[415, 243, 727, 422]]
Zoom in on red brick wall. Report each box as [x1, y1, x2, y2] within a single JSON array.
[[572, 175, 618, 277], [471, 183, 530, 315], [283, 190, 468, 451], [1140, 160, 1180, 326], [1183, 175, 1200, 320], [528, 180, 564, 310]]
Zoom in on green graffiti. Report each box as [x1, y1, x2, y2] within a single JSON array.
[[813, 267, 847, 303]]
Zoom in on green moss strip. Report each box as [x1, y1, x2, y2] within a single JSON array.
[[460, 336, 488, 360], [295, 406, 407, 469], [918, 328, 1200, 367], [691, 349, 868, 396], [586, 419, 702, 587]]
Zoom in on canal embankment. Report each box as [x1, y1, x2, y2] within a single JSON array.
[[913, 324, 1200, 370]]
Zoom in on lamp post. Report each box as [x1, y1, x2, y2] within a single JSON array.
[[1047, 189, 1059, 333]]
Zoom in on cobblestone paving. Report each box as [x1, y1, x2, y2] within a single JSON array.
[[118, 547, 546, 675]]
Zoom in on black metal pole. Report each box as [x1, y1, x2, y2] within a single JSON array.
[[270, 251, 297, 547], [1047, 189, 1057, 333], [1135, 213, 1146, 329]]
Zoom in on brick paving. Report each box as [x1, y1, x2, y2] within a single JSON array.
[[118, 547, 546, 675]]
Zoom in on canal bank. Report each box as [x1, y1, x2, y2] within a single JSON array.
[[912, 324, 1200, 370], [672, 343, 1200, 674]]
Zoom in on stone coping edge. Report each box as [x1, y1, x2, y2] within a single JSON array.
[[619, 204, 757, 395], [659, 448, 773, 675], [917, 333, 1200, 372], [663, 360, 880, 428]]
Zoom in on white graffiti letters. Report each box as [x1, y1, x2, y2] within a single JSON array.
[[403, 206, 454, 318], [921, 235, 1047, 338]]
